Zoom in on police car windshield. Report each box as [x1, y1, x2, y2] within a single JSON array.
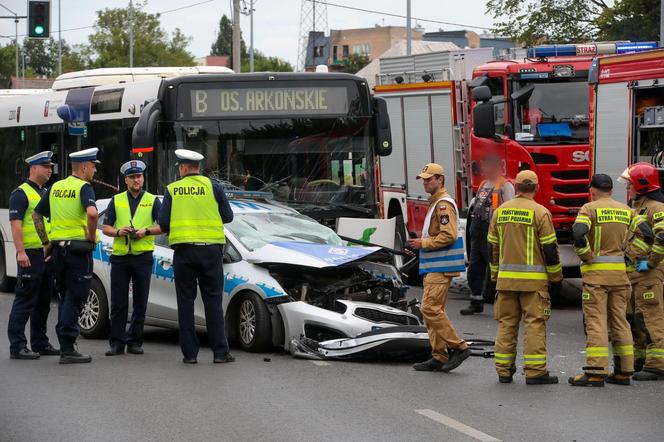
[[225, 212, 343, 251], [512, 79, 590, 144]]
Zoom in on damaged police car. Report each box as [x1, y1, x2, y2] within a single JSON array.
[[79, 193, 420, 353]]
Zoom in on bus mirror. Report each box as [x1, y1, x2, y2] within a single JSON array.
[[132, 100, 162, 150], [473, 102, 496, 139], [372, 97, 392, 157], [472, 86, 492, 102]]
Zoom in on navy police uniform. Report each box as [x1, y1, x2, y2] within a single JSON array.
[[158, 149, 234, 363], [7, 151, 58, 359], [34, 148, 100, 363], [104, 160, 161, 355]]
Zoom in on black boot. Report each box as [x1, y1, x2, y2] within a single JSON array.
[[59, 338, 92, 364], [441, 348, 471, 372], [413, 357, 445, 371], [460, 301, 484, 315]]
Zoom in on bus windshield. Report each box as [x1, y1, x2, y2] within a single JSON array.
[[512, 79, 590, 144], [158, 117, 374, 214]]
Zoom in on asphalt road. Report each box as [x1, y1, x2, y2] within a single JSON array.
[[1, 277, 662, 442]]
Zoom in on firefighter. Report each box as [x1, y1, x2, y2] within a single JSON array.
[[568, 174, 642, 387], [618, 163, 664, 381], [461, 154, 514, 315], [488, 170, 561, 384], [408, 163, 470, 372]]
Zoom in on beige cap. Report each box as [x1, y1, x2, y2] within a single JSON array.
[[515, 170, 539, 184], [416, 163, 445, 179]]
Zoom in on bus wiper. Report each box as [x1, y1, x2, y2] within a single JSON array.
[[326, 202, 374, 215]]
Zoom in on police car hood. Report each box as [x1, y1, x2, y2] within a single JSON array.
[[246, 242, 381, 268]]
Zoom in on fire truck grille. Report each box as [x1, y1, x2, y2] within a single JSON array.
[[354, 308, 419, 326], [531, 153, 558, 164], [551, 170, 589, 180], [554, 184, 589, 194], [555, 198, 588, 208]]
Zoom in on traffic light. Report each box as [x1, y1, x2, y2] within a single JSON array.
[[28, 1, 50, 39]]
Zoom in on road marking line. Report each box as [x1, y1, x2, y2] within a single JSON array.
[[415, 409, 501, 442], [310, 360, 331, 366]]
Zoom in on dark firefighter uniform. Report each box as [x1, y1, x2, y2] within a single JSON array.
[[463, 175, 514, 314], [104, 160, 161, 356], [619, 163, 664, 381], [7, 151, 59, 359], [569, 174, 643, 387], [488, 170, 561, 384], [412, 163, 469, 372], [34, 148, 100, 364], [158, 149, 234, 364]]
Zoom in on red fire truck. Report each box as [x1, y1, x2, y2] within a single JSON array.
[[376, 42, 657, 276], [589, 47, 664, 200]]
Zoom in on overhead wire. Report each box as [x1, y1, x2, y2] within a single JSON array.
[[304, 0, 491, 31]]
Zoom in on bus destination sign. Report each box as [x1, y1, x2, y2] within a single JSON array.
[[189, 87, 349, 117]]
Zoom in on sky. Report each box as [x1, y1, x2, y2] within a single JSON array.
[[0, 0, 495, 67]]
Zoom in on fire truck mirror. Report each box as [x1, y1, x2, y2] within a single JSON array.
[[473, 102, 496, 139], [511, 84, 535, 103], [372, 97, 392, 157], [472, 86, 492, 102]]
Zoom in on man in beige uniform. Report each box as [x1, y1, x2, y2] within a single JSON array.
[[488, 170, 561, 384], [408, 163, 470, 372], [568, 174, 644, 387]]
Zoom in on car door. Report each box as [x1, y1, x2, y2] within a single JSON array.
[[146, 234, 179, 323]]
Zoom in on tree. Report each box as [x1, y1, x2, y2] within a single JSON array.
[[340, 53, 370, 74], [20, 38, 87, 78], [486, 0, 660, 45], [211, 13, 293, 72], [87, 2, 195, 68], [0, 44, 17, 87], [246, 50, 294, 72], [211, 14, 247, 66]]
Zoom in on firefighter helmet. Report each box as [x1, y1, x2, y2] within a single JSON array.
[[617, 162, 661, 194]]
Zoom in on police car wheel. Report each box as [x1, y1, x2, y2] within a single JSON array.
[[79, 278, 110, 339], [238, 292, 271, 352]]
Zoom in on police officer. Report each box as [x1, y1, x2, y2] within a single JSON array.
[[488, 170, 561, 384], [33, 148, 100, 364], [408, 163, 470, 373], [7, 151, 59, 359], [568, 174, 643, 387], [158, 149, 235, 364], [618, 163, 664, 381], [102, 160, 161, 356], [461, 154, 514, 315]]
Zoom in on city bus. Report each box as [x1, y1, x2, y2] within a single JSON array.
[[0, 67, 392, 289]]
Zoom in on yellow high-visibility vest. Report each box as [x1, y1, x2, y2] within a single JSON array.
[[167, 175, 225, 245], [18, 182, 50, 249], [112, 191, 156, 255]]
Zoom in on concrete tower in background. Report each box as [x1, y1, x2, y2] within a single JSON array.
[[297, 0, 328, 71]]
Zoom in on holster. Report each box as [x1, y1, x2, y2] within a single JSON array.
[[48, 246, 66, 299], [64, 240, 96, 254]]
